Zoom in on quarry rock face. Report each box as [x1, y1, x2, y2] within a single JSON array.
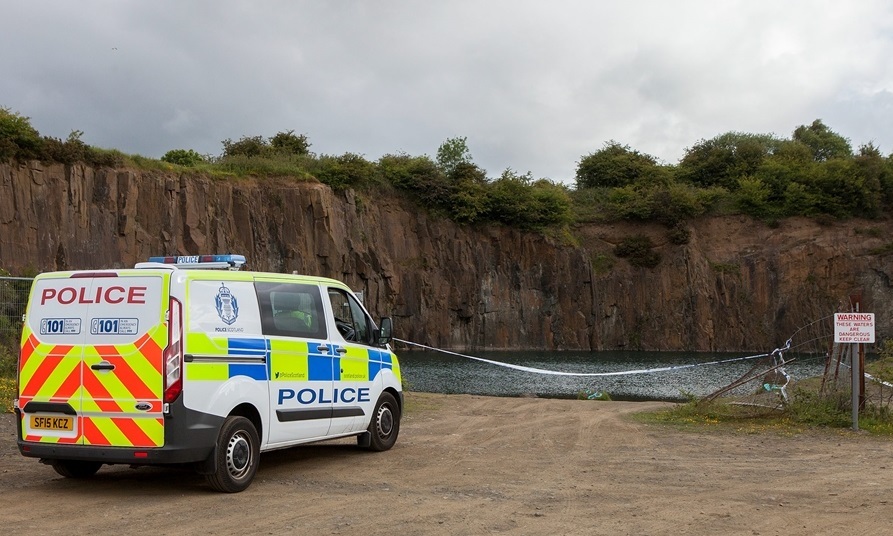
[[1, 161, 891, 352]]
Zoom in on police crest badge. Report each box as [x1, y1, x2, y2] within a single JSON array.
[[215, 283, 239, 325]]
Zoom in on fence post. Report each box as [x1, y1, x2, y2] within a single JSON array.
[[851, 342, 860, 431]]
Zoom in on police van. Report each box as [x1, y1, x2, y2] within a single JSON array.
[[15, 255, 402, 492]]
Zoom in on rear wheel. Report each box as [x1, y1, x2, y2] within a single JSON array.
[[364, 392, 400, 451], [205, 416, 259, 493], [50, 459, 102, 478]]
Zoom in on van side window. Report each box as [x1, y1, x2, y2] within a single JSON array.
[[327, 288, 373, 345], [256, 282, 327, 339]]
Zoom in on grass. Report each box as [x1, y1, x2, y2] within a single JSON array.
[[634, 383, 893, 436]]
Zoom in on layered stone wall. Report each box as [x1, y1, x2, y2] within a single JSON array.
[[2, 161, 891, 351]]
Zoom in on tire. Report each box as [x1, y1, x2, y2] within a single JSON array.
[[205, 416, 260, 493], [50, 459, 102, 478], [364, 392, 400, 452]]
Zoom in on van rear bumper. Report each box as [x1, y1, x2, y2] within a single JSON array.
[[15, 399, 224, 466], [16, 439, 214, 465]]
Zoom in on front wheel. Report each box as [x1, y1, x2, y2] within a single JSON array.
[[205, 416, 259, 493], [363, 392, 400, 452], [51, 459, 102, 478]]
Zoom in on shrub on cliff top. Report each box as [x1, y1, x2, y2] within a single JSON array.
[[0, 109, 122, 167], [162, 148, 206, 167], [487, 170, 572, 230], [0, 107, 43, 161], [222, 131, 312, 159], [40, 131, 123, 167], [575, 141, 662, 189], [310, 152, 377, 191]]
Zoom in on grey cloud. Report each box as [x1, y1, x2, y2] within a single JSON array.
[[2, 1, 892, 183]]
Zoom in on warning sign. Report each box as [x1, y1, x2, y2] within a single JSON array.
[[834, 313, 875, 343]]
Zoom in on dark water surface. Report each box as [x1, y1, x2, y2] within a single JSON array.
[[398, 349, 830, 401]]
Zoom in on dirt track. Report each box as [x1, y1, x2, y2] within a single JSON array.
[[2, 393, 892, 535]]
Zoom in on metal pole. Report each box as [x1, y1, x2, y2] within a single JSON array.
[[859, 341, 866, 410], [852, 343, 860, 431], [848, 294, 862, 431]]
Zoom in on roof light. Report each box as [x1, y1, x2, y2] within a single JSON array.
[[137, 254, 247, 271]]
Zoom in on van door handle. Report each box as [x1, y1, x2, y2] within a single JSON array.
[[335, 346, 347, 354], [91, 361, 115, 371], [316, 345, 329, 353]]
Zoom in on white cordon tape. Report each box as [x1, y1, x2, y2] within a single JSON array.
[[838, 362, 893, 388], [394, 338, 785, 377]]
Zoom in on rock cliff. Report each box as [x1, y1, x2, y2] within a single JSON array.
[[1, 161, 891, 351]]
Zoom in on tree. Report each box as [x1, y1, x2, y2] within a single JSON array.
[[854, 143, 893, 211], [436, 136, 473, 176], [221, 135, 267, 157], [678, 132, 784, 190], [270, 130, 311, 156], [792, 119, 852, 162], [808, 158, 880, 217], [575, 141, 660, 189]]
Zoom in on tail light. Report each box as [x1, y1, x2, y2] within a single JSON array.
[[163, 297, 184, 404]]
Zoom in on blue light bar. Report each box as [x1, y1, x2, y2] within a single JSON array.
[[144, 254, 246, 270]]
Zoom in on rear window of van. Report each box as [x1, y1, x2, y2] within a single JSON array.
[[256, 281, 327, 340]]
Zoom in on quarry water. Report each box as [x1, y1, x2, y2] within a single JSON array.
[[398, 349, 833, 401]]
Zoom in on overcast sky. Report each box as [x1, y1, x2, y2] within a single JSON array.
[[3, 1, 892, 183]]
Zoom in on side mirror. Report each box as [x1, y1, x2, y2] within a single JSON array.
[[376, 317, 393, 346]]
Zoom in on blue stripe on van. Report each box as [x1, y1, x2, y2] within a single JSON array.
[[367, 349, 393, 380], [228, 338, 268, 356], [229, 363, 267, 380], [368, 360, 382, 380], [376, 351, 393, 365], [308, 354, 333, 381]]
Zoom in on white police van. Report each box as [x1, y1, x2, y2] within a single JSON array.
[[15, 254, 402, 492]]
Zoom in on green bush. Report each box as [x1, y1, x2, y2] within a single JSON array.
[[786, 387, 851, 427], [444, 161, 489, 223], [378, 153, 438, 187], [666, 224, 690, 245], [0, 107, 43, 160], [162, 149, 205, 167], [678, 131, 784, 190], [487, 171, 572, 230], [605, 185, 652, 220], [270, 130, 311, 156], [648, 182, 713, 226], [311, 152, 376, 191], [734, 176, 774, 219], [38, 131, 123, 167], [222, 135, 267, 158], [614, 235, 661, 268], [378, 153, 453, 208], [576, 141, 661, 189]]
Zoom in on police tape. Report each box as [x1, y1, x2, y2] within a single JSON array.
[[394, 338, 780, 377], [837, 361, 893, 388]]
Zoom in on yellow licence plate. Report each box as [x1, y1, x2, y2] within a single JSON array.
[[30, 415, 74, 431]]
